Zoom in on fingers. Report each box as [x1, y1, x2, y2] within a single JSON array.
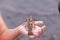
[[41, 25, 46, 33], [33, 25, 46, 38], [38, 25, 46, 37], [35, 21, 43, 25]]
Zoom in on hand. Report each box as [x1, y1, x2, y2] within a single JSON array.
[[28, 21, 46, 38], [18, 21, 46, 38]]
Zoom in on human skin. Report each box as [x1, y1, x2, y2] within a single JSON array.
[[0, 15, 46, 40], [0, 15, 21, 40]]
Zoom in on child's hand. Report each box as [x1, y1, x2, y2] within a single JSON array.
[[18, 21, 46, 38]]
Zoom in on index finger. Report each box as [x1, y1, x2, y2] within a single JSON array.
[[35, 21, 43, 25]]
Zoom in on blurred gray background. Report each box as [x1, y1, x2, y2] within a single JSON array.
[[0, 0, 60, 40]]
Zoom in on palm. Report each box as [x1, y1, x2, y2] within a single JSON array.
[[19, 21, 46, 38]]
